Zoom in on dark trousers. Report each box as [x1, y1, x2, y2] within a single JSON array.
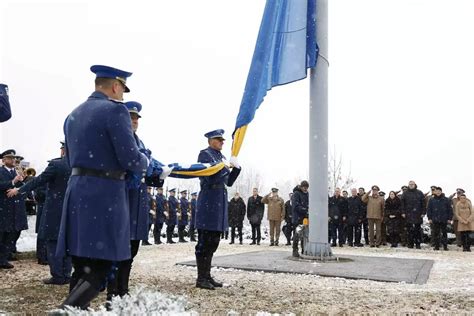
[[230, 226, 243, 243], [292, 226, 304, 253], [362, 219, 369, 244], [70, 256, 113, 293], [346, 224, 361, 245], [153, 222, 163, 243], [107, 240, 140, 297], [251, 224, 261, 242], [461, 231, 471, 250], [407, 223, 422, 247], [0, 231, 17, 264], [220, 230, 228, 239], [12, 230, 21, 253], [195, 230, 221, 257], [178, 225, 187, 241], [46, 240, 72, 281], [431, 222, 448, 248], [143, 223, 152, 242], [188, 226, 196, 239], [37, 237, 48, 263], [166, 224, 175, 241], [328, 221, 344, 245], [283, 223, 293, 244]]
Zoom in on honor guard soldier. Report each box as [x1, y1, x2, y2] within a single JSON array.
[[188, 192, 198, 242], [0, 149, 27, 269], [195, 129, 241, 290], [7, 141, 72, 284], [56, 65, 149, 309], [153, 187, 167, 244], [178, 190, 189, 242], [0, 84, 12, 122], [166, 188, 178, 244]]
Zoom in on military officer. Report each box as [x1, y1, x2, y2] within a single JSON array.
[[188, 192, 198, 242], [56, 65, 149, 309], [0, 83, 12, 122], [0, 149, 27, 269], [178, 190, 189, 243], [195, 129, 241, 290], [153, 187, 167, 244], [7, 141, 72, 284], [166, 188, 178, 244]]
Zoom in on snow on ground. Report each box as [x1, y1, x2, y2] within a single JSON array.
[[16, 215, 38, 252]]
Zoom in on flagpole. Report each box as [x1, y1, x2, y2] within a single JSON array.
[[304, 0, 332, 258]]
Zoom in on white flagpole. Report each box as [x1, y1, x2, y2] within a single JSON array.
[[305, 0, 332, 258]]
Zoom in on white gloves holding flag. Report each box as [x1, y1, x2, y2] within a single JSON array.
[[160, 165, 174, 180], [229, 156, 241, 169]]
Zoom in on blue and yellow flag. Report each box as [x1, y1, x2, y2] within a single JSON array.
[[232, 0, 318, 157]]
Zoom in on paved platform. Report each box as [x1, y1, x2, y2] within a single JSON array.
[[177, 250, 433, 284]]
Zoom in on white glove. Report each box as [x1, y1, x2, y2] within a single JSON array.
[[159, 165, 174, 180], [229, 156, 240, 169]]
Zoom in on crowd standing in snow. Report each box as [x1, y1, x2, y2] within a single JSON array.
[[0, 66, 472, 312]]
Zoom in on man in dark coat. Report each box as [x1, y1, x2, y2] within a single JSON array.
[[292, 181, 309, 257], [0, 149, 27, 269], [188, 192, 198, 242], [153, 187, 167, 244], [346, 188, 364, 247], [400, 180, 426, 249], [0, 84, 12, 123], [166, 189, 178, 243], [178, 190, 189, 243], [247, 188, 264, 245], [282, 193, 293, 246], [56, 65, 148, 309], [427, 187, 453, 251], [228, 192, 246, 245], [194, 129, 241, 290], [328, 188, 348, 247], [8, 141, 72, 284], [358, 187, 369, 245]]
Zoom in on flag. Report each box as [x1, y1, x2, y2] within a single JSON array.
[[169, 162, 226, 179], [231, 0, 318, 157]]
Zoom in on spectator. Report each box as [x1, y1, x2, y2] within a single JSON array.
[[450, 188, 466, 247], [346, 188, 364, 247], [361, 185, 384, 247], [292, 181, 309, 257], [262, 188, 285, 246], [358, 187, 369, 245], [247, 188, 264, 245], [398, 185, 409, 246], [228, 192, 246, 245], [384, 191, 402, 248], [282, 193, 293, 246], [455, 193, 473, 252], [328, 188, 348, 247], [401, 180, 425, 249], [427, 187, 453, 251]]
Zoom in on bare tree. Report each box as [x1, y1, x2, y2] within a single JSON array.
[[229, 167, 264, 201], [328, 146, 356, 194]]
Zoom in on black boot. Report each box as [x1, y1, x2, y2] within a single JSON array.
[[195, 256, 214, 290], [207, 255, 222, 287], [60, 279, 99, 310], [167, 231, 175, 244]]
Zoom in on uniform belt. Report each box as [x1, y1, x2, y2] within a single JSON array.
[[203, 184, 225, 190], [71, 167, 126, 181]]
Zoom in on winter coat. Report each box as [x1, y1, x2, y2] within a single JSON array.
[[247, 195, 264, 225], [178, 197, 189, 226], [292, 186, 308, 225], [328, 195, 348, 222], [346, 196, 364, 225], [18, 157, 71, 241], [228, 197, 246, 227], [155, 194, 167, 225], [400, 187, 426, 224], [427, 194, 453, 223], [57, 91, 148, 261], [384, 196, 402, 234], [284, 200, 293, 223], [167, 195, 178, 226], [262, 194, 285, 221], [190, 198, 197, 228], [361, 193, 384, 220], [451, 197, 462, 221], [455, 200, 474, 232], [0, 166, 28, 232], [195, 147, 241, 232]]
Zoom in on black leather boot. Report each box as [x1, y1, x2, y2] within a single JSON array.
[[195, 256, 214, 290], [207, 255, 222, 287], [60, 279, 99, 310]]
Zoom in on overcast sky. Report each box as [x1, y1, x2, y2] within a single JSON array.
[[0, 0, 472, 196]]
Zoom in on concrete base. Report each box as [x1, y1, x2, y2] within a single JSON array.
[[177, 250, 433, 284]]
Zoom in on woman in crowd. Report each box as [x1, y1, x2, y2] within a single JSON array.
[[384, 191, 402, 247]]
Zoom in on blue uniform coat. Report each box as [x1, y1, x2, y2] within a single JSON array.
[[155, 194, 166, 225], [166, 196, 178, 226], [57, 91, 148, 261], [427, 194, 453, 223], [179, 197, 189, 226], [190, 198, 197, 229], [196, 147, 241, 232], [18, 157, 71, 241], [0, 166, 28, 232]]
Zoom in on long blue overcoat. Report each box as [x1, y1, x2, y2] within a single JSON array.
[[195, 147, 240, 232], [178, 197, 189, 226], [166, 196, 178, 226], [155, 194, 166, 225], [190, 198, 197, 229], [57, 91, 148, 261], [19, 157, 71, 241], [0, 166, 28, 232]]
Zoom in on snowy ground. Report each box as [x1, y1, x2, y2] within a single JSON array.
[[1, 217, 473, 314]]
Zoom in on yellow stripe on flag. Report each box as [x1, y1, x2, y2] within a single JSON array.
[[231, 125, 248, 157], [171, 162, 226, 177]]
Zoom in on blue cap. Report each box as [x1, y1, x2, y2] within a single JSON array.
[[90, 65, 132, 93], [180, 190, 187, 194], [204, 129, 225, 140], [191, 192, 198, 196], [0, 149, 16, 159], [125, 101, 142, 118], [168, 188, 176, 193]]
